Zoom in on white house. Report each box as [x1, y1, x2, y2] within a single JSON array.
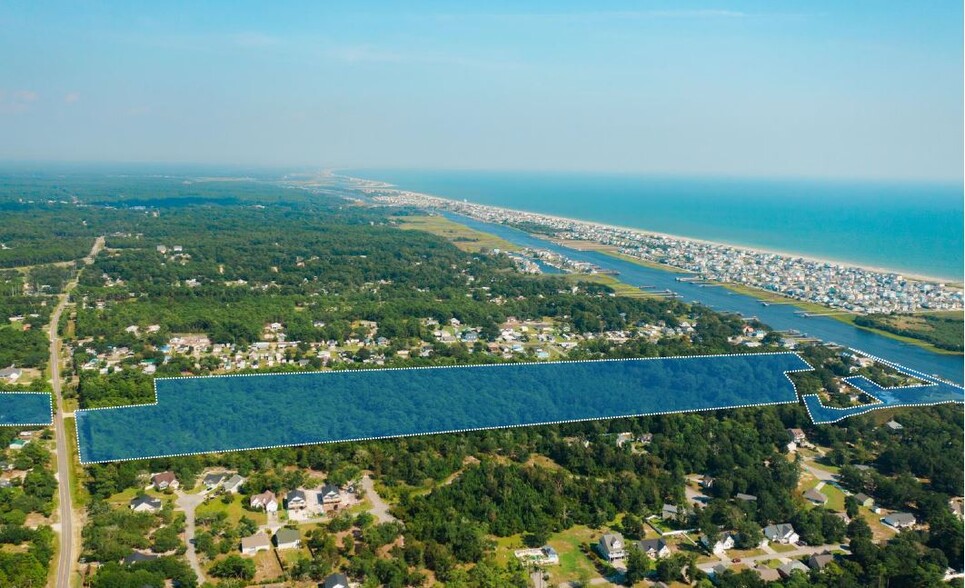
[[240, 533, 271, 555], [598, 533, 627, 561], [701, 532, 736, 555], [762, 523, 800, 545], [250, 490, 278, 512]]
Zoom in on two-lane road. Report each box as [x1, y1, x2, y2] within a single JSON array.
[[50, 236, 103, 588]]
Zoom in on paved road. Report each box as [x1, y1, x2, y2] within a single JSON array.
[[698, 543, 848, 572], [175, 490, 206, 583], [361, 475, 396, 524], [51, 236, 103, 588]]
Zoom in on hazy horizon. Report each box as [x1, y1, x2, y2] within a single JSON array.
[[1, 1, 962, 182]]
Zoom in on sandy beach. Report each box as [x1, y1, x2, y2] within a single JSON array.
[[345, 175, 957, 285]]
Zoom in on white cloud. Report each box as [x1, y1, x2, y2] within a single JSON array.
[[0, 90, 39, 114]]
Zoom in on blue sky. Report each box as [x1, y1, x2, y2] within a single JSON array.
[[0, 1, 961, 180]]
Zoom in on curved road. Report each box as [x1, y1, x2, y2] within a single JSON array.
[[51, 236, 103, 588]]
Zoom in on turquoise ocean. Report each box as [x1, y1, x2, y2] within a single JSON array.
[[348, 170, 964, 281]]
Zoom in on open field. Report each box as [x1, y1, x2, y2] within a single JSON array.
[[196, 494, 267, 527], [396, 215, 521, 252], [544, 525, 601, 585]]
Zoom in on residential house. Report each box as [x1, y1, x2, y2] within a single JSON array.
[[701, 533, 736, 555], [762, 523, 800, 545], [320, 484, 342, 505], [885, 420, 904, 432], [804, 488, 828, 505], [661, 503, 680, 521], [274, 528, 301, 550], [240, 533, 271, 555], [882, 512, 917, 530], [286, 489, 307, 510], [322, 573, 351, 588], [0, 366, 22, 383], [513, 546, 559, 565], [151, 471, 179, 491], [735, 493, 758, 502], [129, 495, 162, 513], [777, 561, 810, 579], [638, 538, 671, 559], [223, 474, 245, 494], [786, 428, 806, 444], [700, 475, 715, 490], [250, 490, 278, 512], [8, 438, 28, 450], [808, 553, 835, 571], [854, 493, 874, 508], [203, 472, 227, 491], [597, 533, 627, 561]]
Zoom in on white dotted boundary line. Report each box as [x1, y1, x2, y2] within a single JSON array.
[[74, 351, 809, 414], [0, 392, 55, 427], [76, 352, 815, 464], [802, 348, 964, 425]]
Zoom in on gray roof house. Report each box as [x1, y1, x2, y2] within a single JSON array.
[[274, 528, 301, 550], [778, 560, 810, 579], [129, 495, 162, 513], [804, 488, 828, 505], [736, 493, 758, 502], [240, 532, 271, 555], [854, 493, 874, 507], [286, 489, 307, 510], [597, 533, 627, 561], [223, 474, 245, 493], [322, 572, 351, 588], [882, 512, 917, 529], [638, 538, 670, 559], [762, 523, 799, 545], [203, 472, 227, 489], [808, 553, 835, 571]]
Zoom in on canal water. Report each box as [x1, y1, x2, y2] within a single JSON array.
[[445, 213, 964, 384]]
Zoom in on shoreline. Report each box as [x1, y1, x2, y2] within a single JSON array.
[[343, 173, 960, 284]]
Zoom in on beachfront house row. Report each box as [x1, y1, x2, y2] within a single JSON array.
[[240, 532, 271, 555], [762, 523, 800, 545], [598, 533, 627, 561], [250, 490, 278, 512]]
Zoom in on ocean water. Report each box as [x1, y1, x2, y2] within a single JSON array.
[[349, 170, 964, 281]]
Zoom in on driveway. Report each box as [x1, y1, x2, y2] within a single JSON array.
[[175, 490, 207, 583], [361, 475, 396, 524]]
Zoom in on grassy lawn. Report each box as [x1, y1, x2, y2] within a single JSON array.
[[770, 543, 798, 553], [252, 549, 283, 583], [197, 494, 267, 527], [396, 215, 521, 253], [822, 484, 846, 512], [544, 525, 601, 585], [491, 534, 525, 567]]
